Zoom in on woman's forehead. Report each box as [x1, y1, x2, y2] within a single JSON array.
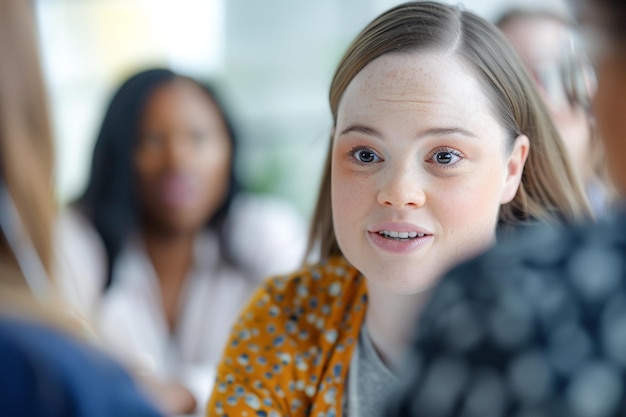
[[336, 52, 497, 130]]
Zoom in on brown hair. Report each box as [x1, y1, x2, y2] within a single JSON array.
[[307, 1, 591, 260], [0, 1, 55, 280]]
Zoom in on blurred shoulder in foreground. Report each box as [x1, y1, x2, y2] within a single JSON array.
[[0, 316, 162, 417]]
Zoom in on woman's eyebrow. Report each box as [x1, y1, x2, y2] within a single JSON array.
[[339, 125, 477, 140], [339, 125, 382, 138], [421, 127, 478, 139]]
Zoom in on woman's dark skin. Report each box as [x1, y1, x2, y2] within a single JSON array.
[[134, 79, 232, 414]]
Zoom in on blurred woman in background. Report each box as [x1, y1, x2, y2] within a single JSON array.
[[497, 9, 614, 214], [55, 68, 307, 414], [0, 1, 162, 416]]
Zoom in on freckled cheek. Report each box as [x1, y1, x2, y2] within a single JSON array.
[[331, 164, 375, 226], [433, 177, 503, 231]]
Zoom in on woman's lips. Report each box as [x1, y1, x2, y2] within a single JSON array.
[[159, 175, 199, 208], [367, 222, 433, 254]]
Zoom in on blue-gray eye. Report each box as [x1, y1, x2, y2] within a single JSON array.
[[436, 151, 453, 164], [354, 149, 378, 163]]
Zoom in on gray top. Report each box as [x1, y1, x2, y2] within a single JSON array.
[[345, 325, 399, 417]]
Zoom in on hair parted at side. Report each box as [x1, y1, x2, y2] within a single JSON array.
[[75, 68, 240, 289], [0, 0, 55, 277], [306, 1, 592, 261]]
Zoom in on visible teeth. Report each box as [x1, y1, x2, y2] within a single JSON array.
[[379, 230, 425, 239]]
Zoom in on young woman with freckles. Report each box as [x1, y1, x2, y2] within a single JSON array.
[[206, 2, 591, 417]]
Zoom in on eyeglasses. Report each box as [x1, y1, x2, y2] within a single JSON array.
[[526, 33, 597, 113], [561, 34, 597, 111]]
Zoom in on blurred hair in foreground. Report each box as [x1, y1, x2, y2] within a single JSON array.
[[0, 1, 162, 416]]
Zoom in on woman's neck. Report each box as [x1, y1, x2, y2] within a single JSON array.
[[364, 281, 430, 373], [142, 229, 196, 277], [141, 229, 197, 331]]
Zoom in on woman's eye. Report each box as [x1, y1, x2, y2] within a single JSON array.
[[352, 148, 380, 163], [432, 150, 461, 165]]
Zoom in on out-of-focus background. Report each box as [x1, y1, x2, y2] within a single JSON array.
[[35, 0, 568, 217]]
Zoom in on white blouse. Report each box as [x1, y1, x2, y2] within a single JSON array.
[[54, 194, 307, 412], [97, 232, 255, 409]]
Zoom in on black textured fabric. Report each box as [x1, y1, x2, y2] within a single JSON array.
[[389, 209, 626, 417]]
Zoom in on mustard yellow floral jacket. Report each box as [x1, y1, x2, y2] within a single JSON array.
[[206, 256, 367, 417]]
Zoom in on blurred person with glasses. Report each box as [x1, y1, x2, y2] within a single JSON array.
[[497, 8, 615, 215]]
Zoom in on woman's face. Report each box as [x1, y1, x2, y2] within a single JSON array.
[[501, 17, 593, 181], [135, 79, 231, 235], [331, 52, 528, 295]]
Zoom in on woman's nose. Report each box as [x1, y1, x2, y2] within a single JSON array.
[[163, 137, 191, 170], [376, 163, 426, 208]]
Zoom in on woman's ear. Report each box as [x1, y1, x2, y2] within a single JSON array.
[[500, 134, 530, 204]]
